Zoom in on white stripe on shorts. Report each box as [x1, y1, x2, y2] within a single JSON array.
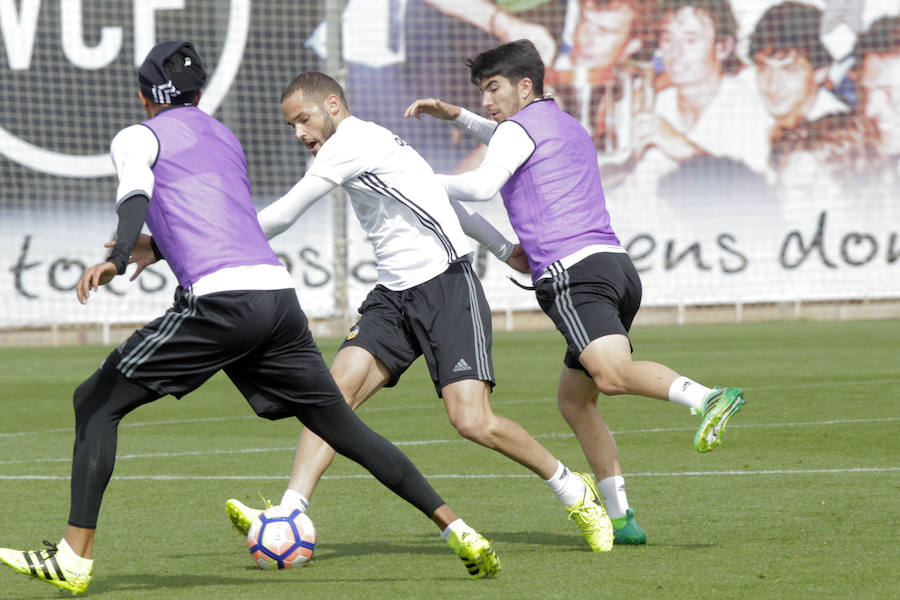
[[548, 262, 591, 352]]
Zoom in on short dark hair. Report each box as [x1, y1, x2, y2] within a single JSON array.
[[466, 39, 545, 96], [749, 2, 831, 69], [853, 15, 900, 66], [281, 71, 349, 109], [657, 0, 741, 74]]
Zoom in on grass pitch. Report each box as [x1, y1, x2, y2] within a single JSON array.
[[0, 320, 898, 599]]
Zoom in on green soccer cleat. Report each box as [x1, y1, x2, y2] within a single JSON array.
[[446, 529, 500, 579], [694, 387, 746, 453], [0, 540, 92, 595], [566, 472, 614, 552], [226, 493, 272, 537], [612, 509, 647, 545]]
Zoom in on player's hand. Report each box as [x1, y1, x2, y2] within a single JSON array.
[[505, 244, 530, 274], [76, 261, 118, 304], [103, 233, 158, 281], [403, 98, 461, 121]]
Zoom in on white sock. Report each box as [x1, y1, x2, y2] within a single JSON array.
[[280, 489, 310, 513], [58, 538, 92, 568], [668, 376, 713, 411], [544, 461, 585, 507], [440, 518, 474, 541], [597, 475, 629, 520]]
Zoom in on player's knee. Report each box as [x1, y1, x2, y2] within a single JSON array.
[[72, 378, 98, 423], [557, 390, 597, 414], [592, 370, 627, 396], [449, 412, 492, 444]]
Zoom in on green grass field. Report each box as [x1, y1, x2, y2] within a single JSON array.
[[1, 321, 898, 599]]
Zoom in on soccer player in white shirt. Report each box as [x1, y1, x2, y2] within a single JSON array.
[[221, 72, 615, 554]]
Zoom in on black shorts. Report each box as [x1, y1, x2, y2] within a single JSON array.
[[340, 259, 495, 396], [114, 287, 343, 419], [534, 252, 642, 374]]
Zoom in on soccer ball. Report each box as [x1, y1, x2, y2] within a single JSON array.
[[247, 505, 316, 570]]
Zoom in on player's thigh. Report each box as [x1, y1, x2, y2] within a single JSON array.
[[441, 378, 494, 428], [330, 345, 391, 409], [557, 363, 601, 408], [339, 286, 420, 388], [535, 252, 638, 355], [410, 259, 495, 393], [226, 295, 344, 419], [578, 334, 633, 380]]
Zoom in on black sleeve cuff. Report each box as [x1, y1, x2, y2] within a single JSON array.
[[150, 236, 164, 261], [108, 194, 150, 274]]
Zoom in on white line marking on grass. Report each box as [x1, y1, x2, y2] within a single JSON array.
[[0, 417, 897, 465], [4, 376, 898, 439], [1, 467, 897, 482], [2, 412, 897, 443], [0, 415, 256, 438]]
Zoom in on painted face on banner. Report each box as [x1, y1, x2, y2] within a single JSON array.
[[282, 90, 338, 155], [860, 52, 900, 157], [659, 7, 723, 87], [571, 2, 636, 68], [754, 50, 820, 123]]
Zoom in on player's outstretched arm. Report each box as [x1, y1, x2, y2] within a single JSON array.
[[258, 175, 337, 240], [103, 233, 160, 281], [82, 192, 150, 304], [450, 198, 515, 262], [403, 98, 462, 121], [407, 102, 497, 145], [76, 261, 118, 304]]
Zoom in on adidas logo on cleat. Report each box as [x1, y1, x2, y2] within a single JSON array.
[[452, 358, 471, 373]]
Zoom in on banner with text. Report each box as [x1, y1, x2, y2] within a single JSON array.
[[1, 0, 898, 327]]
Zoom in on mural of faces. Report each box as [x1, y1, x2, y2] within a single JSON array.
[[659, 6, 730, 87], [860, 52, 900, 158], [754, 49, 822, 124], [571, 0, 638, 69]]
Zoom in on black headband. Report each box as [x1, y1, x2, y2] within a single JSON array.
[[138, 41, 207, 104]]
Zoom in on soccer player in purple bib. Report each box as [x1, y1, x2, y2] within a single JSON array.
[[404, 39, 747, 545], [225, 71, 615, 556], [0, 42, 499, 593]]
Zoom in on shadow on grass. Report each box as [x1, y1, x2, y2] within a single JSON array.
[[84, 573, 397, 595]]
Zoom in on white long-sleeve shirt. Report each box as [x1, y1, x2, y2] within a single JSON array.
[[258, 116, 515, 290], [439, 108, 535, 202]]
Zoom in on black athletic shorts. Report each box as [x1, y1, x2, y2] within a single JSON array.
[[534, 252, 642, 374], [340, 258, 495, 396], [113, 287, 343, 419]]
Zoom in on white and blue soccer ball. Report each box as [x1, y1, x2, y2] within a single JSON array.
[[247, 505, 316, 570]]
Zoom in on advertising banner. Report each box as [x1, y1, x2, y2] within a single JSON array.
[[1, 0, 898, 327]]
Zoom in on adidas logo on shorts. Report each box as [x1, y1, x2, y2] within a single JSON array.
[[452, 358, 471, 373]]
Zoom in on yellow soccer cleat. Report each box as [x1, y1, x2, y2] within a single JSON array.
[[225, 494, 271, 537], [446, 529, 500, 579], [0, 540, 92, 595], [694, 387, 746, 453], [566, 472, 614, 552]]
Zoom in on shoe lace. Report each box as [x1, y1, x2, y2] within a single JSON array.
[[568, 503, 604, 535], [257, 492, 273, 509], [40, 540, 59, 557]]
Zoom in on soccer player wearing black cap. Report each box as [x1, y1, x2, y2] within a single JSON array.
[[0, 41, 500, 594]]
